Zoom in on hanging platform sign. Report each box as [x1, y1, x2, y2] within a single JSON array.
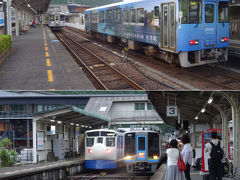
[[0, 12, 4, 27], [166, 106, 178, 117]]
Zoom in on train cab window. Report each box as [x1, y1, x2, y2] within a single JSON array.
[[60, 15, 65, 21], [99, 11, 105, 23], [154, 6, 160, 17], [137, 8, 145, 24], [106, 137, 115, 147], [101, 131, 115, 136], [97, 137, 103, 143], [130, 9, 136, 23], [106, 10, 112, 23], [56, 15, 59, 21], [123, 10, 129, 23], [86, 131, 99, 137], [86, 138, 94, 147], [218, 2, 229, 23], [125, 133, 136, 155], [50, 15, 54, 21], [181, 0, 201, 23], [138, 137, 145, 151], [205, 4, 214, 23], [148, 133, 159, 157]]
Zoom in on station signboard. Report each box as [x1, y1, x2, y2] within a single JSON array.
[[166, 106, 178, 117]]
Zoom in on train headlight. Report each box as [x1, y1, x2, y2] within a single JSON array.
[[138, 152, 145, 158], [190, 40, 199, 45], [220, 37, 228, 42], [153, 156, 159, 160], [106, 149, 111, 153], [88, 149, 93, 154], [125, 156, 132, 160]]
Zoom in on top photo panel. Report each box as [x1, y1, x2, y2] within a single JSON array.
[[0, 0, 239, 90]]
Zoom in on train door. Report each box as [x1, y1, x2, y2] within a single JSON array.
[[162, 3, 176, 51], [203, 1, 217, 48], [136, 135, 147, 161]]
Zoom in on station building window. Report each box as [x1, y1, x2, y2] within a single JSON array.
[[154, 6, 160, 17], [106, 10, 112, 23], [135, 102, 145, 110], [137, 8, 145, 24], [130, 9, 136, 23], [147, 103, 154, 110], [205, 4, 214, 23], [218, 2, 229, 23], [99, 11, 105, 23], [123, 10, 129, 23]]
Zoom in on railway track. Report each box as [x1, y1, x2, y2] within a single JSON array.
[[67, 175, 150, 180], [55, 31, 144, 90], [64, 27, 240, 90]]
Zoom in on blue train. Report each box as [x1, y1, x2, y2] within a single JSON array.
[[85, 0, 229, 67]]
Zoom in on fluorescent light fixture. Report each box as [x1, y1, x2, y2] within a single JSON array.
[[76, 124, 79, 126], [85, 126, 88, 128], [81, 125, 84, 127], [208, 97, 213, 104], [89, 126, 92, 128], [27, 4, 31, 7], [57, 121, 62, 124], [50, 120, 55, 122], [70, 123, 74, 125], [195, 116, 198, 120], [201, 107, 206, 113]]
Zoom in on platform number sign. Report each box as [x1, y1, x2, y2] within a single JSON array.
[[167, 106, 178, 117]]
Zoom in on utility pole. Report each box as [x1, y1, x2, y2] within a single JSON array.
[[3, 0, 6, 34]]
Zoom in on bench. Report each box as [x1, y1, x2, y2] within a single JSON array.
[[20, 26, 28, 34]]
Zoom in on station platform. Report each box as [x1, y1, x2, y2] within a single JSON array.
[[0, 158, 84, 180], [0, 25, 95, 90], [229, 39, 240, 57]]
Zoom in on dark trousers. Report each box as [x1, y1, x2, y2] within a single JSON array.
[[184, 163, 191, 180], [208, 159, 223, 180]]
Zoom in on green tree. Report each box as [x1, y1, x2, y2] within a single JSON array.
[[0, 138, 18, 167]]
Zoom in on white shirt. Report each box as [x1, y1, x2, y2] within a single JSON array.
[[182, 143, 193, 165], [166, 148, 179, 166], [205, 139, 223, 153]]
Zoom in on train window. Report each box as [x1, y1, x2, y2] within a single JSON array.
[[148, 133, 159, 157], [60, 15, 65, 21], [113, 9, 117, 21], [135, 102, 145, 110], [154, 6, 160, 17], [130, 9, 136, 23], [85, 14, 89, 22], [181, 0, 201, 23], [86, 138, 94, 147], [97, 137, 103, 144], [117, 9, 122, 22], [99, 11, 105, 23], [101, 131, 115, 136], [106, 10, 112, 23], [138, 137, 145, 151], [218, 2, 229, 23], [137, 8, 145, 24], [205, 4, 214, 23], [123, 10, 129, 23], [106, 137, 115, 147], [124, 133, 136, 155], [86, 131, 99, 137]]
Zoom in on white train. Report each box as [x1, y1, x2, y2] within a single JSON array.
[[48, 12, 65, 31], [85, 129, 124, 169]]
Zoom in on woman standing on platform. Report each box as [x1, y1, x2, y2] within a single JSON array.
[[181, 134, 193, 180], [164, 139, 184, 180]]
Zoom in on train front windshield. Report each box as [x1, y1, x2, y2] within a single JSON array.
[[148, 133, 159, 156], [86, 131, 116, 147], [181, 0, 201, 23], [124, 133, 136, 156]]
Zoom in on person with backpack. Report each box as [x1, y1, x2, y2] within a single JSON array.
[[181, 134, 193, 180], [164, 139, 184, 180], [205, 131, 224, 180]]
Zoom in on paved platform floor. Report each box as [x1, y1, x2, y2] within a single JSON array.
[[0, 158, 84, 179], [0, 25, 95, 90]]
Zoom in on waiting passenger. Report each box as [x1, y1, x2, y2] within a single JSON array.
[[181, 134, 193, 180], [164, 139, 184, 180]]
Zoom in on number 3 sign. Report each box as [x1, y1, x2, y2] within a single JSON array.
[[166, 106, 178, 117]]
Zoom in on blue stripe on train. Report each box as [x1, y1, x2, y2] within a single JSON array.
[[85, 160, 117, 169]]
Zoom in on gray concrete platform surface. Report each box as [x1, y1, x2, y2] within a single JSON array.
[[0, 158, 84, 179], [0, 25, 95, 90]]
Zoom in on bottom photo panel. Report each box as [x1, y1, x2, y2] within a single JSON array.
[[0, 91, 237, 180]]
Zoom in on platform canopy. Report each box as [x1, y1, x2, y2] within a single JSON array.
[[12, 0, 51, 14], [148, 91, 239, 126]]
